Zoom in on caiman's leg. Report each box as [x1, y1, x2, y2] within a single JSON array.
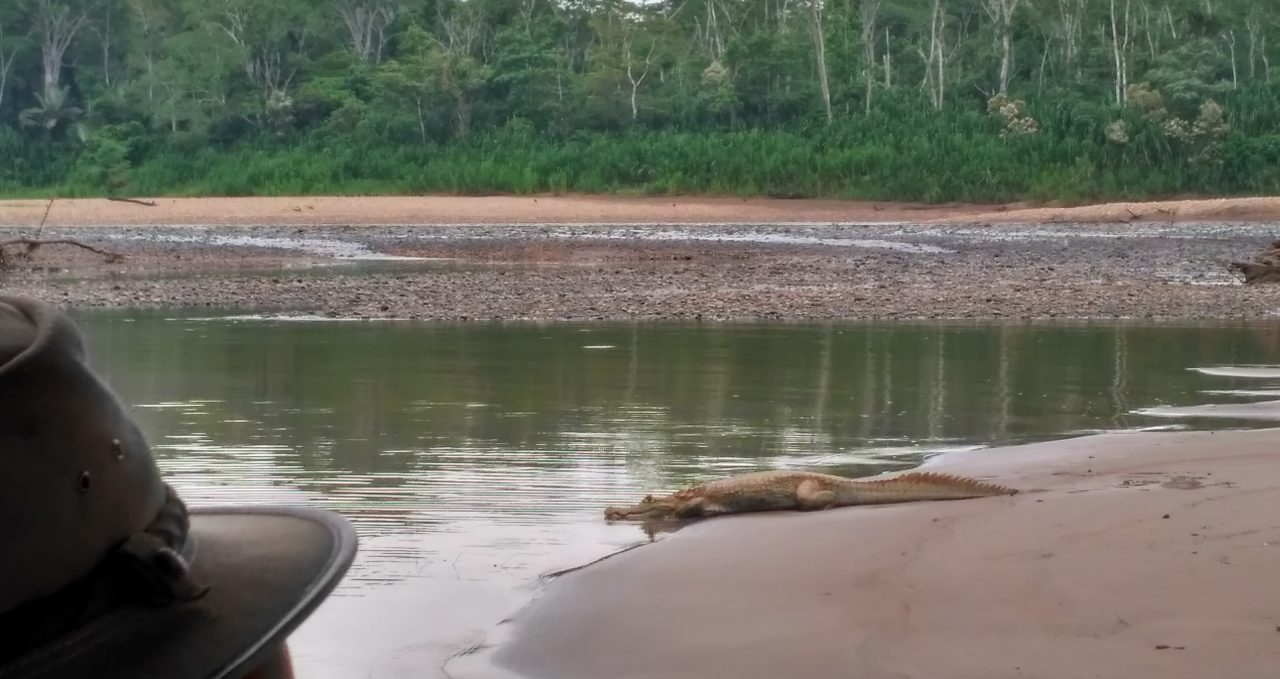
[[796, 480, 836, 511], [676, 497, 726, 518]]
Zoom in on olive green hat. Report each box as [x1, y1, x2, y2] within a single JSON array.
[[0, 295, 357, 678]]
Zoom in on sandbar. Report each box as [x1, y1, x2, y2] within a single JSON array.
[[3, 194, 1280, 227], [486, 426, 1280, 679]]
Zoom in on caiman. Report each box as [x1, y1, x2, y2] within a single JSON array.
[[604, 470, 1017, 521]]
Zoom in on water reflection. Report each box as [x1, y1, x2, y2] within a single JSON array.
[[72, 312, 1280, 678]]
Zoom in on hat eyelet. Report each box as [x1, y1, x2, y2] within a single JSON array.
[[78, 471, 92, 494], [111, 438, 124, 462]]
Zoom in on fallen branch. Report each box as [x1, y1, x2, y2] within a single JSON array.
[[34, 198, 54, 240], [107, 196, 158, 207], [0, 238, 125, 265]]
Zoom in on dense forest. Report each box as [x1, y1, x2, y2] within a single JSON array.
[[0, 0, 1277, 201]]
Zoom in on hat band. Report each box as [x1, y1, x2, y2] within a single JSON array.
[[0, 484, 209, 663]]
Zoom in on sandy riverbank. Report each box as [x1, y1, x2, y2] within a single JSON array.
[[477, 425, 1280, 679], [3, 195, 1280, 227], [0, 195, 991, 227]]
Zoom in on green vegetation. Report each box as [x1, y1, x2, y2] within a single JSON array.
[[0, 0, 1277, 202]]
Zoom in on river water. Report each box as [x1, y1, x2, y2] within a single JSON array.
[[75, 311, 1280, 678]]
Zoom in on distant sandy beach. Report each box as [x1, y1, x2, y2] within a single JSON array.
[[3, 194, 1280, 227], [477, 425, 1280, 679]]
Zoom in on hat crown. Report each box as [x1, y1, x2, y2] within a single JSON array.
[[0, 297, 165, 615]]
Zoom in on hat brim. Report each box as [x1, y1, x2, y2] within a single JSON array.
[[6, 507, 357, 679]]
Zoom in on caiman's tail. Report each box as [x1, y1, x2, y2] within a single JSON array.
[[850, 471, 1017, 504]]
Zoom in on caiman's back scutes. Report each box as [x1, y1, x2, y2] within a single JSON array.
[[856, 471, 1017, 497], [603, 469, 1017, 522]]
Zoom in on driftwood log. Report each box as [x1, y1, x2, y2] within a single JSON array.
[[1228, 239, 1280, 284], [106, 196, 158, 207], [0, 197, 127, 268], [0, 238, 124, 266]]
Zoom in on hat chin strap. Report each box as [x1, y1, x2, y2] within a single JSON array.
[[0, 484, 210, 663]]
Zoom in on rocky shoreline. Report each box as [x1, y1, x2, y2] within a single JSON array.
[[0, 220, 1276, 321]]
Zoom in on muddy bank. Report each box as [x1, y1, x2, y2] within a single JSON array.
[[475, 426, 1280, 679], [2, 220, 1279, 321]]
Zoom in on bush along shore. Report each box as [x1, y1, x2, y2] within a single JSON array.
[[5, 89, 1280, 203], [1, 1, 1278, 203]]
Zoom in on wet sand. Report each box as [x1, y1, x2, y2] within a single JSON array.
[[481, 426, 1280, 679]]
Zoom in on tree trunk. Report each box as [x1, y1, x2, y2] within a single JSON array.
[[1247, 16, 1259, 80], [809, 0, 833, 123], [334, 0, 396, 65], [1264, 35, 1271, 80], [35, 0, 100, 101], [625, 39, 654, 124], [937, 15, 946, 107], [1110, 0, 1121, 104], [703, 0, 725, 58], [930, 0, 946, 110], [0, 57, 11, 113], [1037, 37, 1050, 93], [1058, 0, 1086, 77], [882, 27, 892, 88], [1141, 1, 1157, 59], [98, 6, 112, 88], [1109, 0, 1130, 105], [999, 28, 1012, 93], [219, 8, 297, 110], [984, 0, 1021, 95], [0, 23, 15, 112], [455, 92, 470, 138], [416, 96, 427, 146], [1224, 30, 1238, 88], [145, 52, 154, 107], [861, 0, 880, 114]]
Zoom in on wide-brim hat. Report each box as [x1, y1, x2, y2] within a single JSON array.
[[0, 296, 357, 679], [3, 508, 357, 679]]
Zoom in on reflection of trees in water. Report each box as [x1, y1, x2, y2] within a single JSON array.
[[82, 314, 1280, 495], [1248, 324, 1280, 353], [927, 331, 945, 441], [994, 324, 1014, 442], [812, 325, 833, 442], [1111, 329, 1128, 429]]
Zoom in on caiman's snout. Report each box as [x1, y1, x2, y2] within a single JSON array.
[[605, 506, 652, 520], [605, 494, 660, 521]]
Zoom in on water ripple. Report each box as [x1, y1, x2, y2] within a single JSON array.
[[1191, 366, 1280, 379]]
